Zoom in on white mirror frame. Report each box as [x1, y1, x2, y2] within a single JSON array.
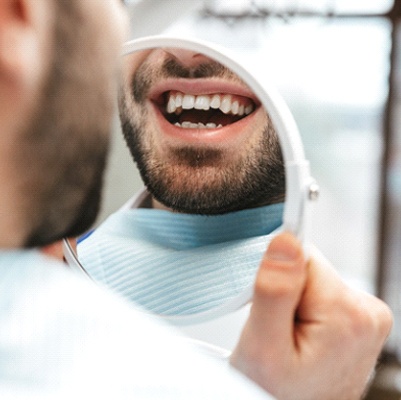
[[64, 35, 318, 326]]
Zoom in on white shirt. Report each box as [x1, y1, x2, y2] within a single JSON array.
[[0, 248, 274, 399]]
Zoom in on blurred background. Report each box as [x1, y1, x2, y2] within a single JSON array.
[[102, 2, 401, 397]]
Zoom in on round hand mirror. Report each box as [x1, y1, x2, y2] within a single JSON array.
[[63, 35, 317, 352]]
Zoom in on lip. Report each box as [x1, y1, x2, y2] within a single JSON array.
[[148, 78, 262, 146], [148, 78, 259, 100]]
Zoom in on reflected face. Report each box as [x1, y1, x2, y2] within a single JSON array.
[[119, 48, 285, 214], [23, 0, 127, 247]]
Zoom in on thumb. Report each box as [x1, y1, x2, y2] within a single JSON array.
[[248, 232, 307, 348]]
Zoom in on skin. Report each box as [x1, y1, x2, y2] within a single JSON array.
[[231, 233, 393, 399], [0, 0, 127, 248], [0, 0, 393, 398], [119, 48, 285, 214]]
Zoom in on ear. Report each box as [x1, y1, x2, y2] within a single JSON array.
[[0, 0, 51, 88]]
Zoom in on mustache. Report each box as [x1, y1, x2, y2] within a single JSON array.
[[162, 57, 231, 79], [130, 56, 238, 104]]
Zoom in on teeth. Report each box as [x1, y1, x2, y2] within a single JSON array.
[[174, 121, 223, 129], [245, 104, 253, 115], [220, 95, 232, 114], [166, 92, 254, 116], [167, 96, 176, 114], [231, 100, 239, 115], [194, 95, 210, 110], [210, 94, 220, 109], [175, 93, 183, 108], [207, 123, 222, 129], [182, 94, 195, 109]]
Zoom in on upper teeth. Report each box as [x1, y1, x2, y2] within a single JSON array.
[[167, 92, 254, 116]]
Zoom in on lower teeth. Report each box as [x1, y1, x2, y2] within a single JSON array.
[[175, 122, 223, 129]]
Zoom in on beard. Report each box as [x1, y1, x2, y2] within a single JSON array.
[[22, 1, 115, 247], [121, 116, 285, 215], [119, 55, 285, 215]]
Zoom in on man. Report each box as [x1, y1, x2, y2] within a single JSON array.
[[79, 48, 285, 320], [78, 45, 392, 397], [0, 1, 272, 398], [120, 47, 285, 214], [0, 0, 391, 399]]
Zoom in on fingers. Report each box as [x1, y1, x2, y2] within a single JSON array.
[[295, 246, 343, 322], [230, 232, 307, 380], [232, 233, 394, 399], [248, 232, 307, 349], [299, 246, 393, 338]]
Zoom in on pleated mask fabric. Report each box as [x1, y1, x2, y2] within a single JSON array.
[[78, 203, 284, 316]]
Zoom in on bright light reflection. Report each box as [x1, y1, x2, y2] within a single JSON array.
[[252, 19, 390, 107], [335, 0, 393, 14]]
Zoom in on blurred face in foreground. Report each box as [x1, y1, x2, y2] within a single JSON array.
[[0, 0, 127, 247]]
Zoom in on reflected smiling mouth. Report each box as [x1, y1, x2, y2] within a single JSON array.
[[156, 91, 257, 129]]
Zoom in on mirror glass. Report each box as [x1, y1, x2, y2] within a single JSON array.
[[72, 40, 298, 326]]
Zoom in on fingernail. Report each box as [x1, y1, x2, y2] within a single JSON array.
[[267, 234, 301, 262]]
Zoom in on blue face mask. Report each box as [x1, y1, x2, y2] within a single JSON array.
[[78, 203, 283, 316]]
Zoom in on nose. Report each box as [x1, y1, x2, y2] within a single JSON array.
[[163, 48, 212, 68]]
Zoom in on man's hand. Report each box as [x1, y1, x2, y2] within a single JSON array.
[[230, 232, 393, 400]]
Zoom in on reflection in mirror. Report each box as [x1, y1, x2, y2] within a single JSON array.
[[76, 45, 285, 320]]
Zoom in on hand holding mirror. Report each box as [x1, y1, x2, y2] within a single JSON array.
[[64, 36, 317, 353]]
